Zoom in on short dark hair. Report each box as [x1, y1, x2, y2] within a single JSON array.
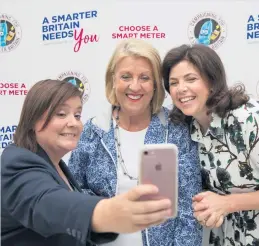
[[14, 79, 83, 152], [162, 44, 249, 124]]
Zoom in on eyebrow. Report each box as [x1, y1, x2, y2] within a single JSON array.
[[58, 104, 82, 110], [119, 70, 152, 74], [169, 73, 198, 81]]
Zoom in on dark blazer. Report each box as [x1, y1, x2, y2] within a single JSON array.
[[1, 144, 117, 246]]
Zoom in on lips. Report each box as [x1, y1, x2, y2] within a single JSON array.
[[60, 133, 76, 137], [179, 96, 195, 103], [126, 94, 143, 100]]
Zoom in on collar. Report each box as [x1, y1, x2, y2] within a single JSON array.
[[90, 106, 168, 137], [191, 112, 225, 144]]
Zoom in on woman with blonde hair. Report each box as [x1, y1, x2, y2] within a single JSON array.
[[69, 39, 202, 246]]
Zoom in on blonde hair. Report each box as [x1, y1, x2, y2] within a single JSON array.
[[105, 39, 165, 114]]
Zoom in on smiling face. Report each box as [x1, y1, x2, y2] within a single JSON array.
[[169, 60, 211, 122], [35, 96, 83, 160], [113, 56, 154, 117]]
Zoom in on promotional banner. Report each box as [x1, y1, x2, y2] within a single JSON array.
[[1, 0, 258, 158]]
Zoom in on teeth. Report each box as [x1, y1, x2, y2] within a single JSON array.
[[180, 97, 195, 103], [127, 94, 142, 100]]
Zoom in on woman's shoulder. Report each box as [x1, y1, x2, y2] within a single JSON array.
[[2, 144, 34, 160], [228, 99, 259, 122], [1, 144, 49, 170], [82, 107, 114, 136]]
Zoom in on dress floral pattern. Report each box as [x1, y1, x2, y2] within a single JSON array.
[[191, 99, 259, 246]]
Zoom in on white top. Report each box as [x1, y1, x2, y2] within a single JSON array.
[[191, 99, 259, 245], [106, 122, 147, 246]]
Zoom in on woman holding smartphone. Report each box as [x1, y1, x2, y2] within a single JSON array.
[[1, 79, 174, 246], [162, 44, 259, 246], [68, 39, 202, 246]]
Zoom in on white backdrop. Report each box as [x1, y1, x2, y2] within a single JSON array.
[[1, 0, 259, 243]]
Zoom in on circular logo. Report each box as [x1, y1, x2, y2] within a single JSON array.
[[57, 71, 91, 103], [0, 14, 22, 53], [188, 12, 227, 50]]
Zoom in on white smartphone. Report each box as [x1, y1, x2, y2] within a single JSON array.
[[138, 144, 178, 218]]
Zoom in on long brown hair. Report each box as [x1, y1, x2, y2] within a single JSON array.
[[14, 79, 83, 152], [162, 44, 249, 124]]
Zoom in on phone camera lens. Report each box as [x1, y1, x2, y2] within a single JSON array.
[[144, 151, 148, 155]]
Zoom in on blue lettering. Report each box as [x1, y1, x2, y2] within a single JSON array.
[[42, 33, 49, 40], [49, 25, 55, 32], [1, 141, 12, 149], [56, 32, 61, 39], [52, 16, 57, 23], [1, 142, 8, 148], [66, 14, 72, 21], [247, 23, 259, 31], [5, 126, 11, 133], [42, 22, 79, 33], [92, 10, 97, 18], [73, 13, 79, 20], [247, 32, 253, 39], [247, 23, 253, 31], [49, 33, 55, 40], [58, 15, 65, 22], [63, 22, 70, 30], [42, 31, 74, 40], [51, 11, 98, 23], [73, 22, 79, 29], [62, 32, 69, 38], [42, 26, 48, 32], [3, 134, 11, 141], [247, 31, 259, 39], [248, 15, 255, 22], [42, 17, 49, 24], [68, 30, 73, 37]]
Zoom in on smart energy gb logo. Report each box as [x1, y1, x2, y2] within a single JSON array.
[[188, 12, 227, 50], [41, 11, 99, 52], [0, 14, 22, 53], [57, 71, 91, 103]]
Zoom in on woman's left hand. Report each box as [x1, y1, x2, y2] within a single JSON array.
[[192, 191, 229, 228]]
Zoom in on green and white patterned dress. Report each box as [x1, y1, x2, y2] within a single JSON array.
[[191, 99, 259, 246]]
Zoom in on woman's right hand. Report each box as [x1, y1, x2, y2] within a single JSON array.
[[91, 184, 172, 233]]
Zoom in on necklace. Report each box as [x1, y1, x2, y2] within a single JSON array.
[[114, 106, 138, 181]]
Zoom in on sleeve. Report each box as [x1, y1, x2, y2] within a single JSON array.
[[68, 120, 97, 195], [1, 148, 117, 245], [171, 125, 203, 246], [244, 106, 259, 169]]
